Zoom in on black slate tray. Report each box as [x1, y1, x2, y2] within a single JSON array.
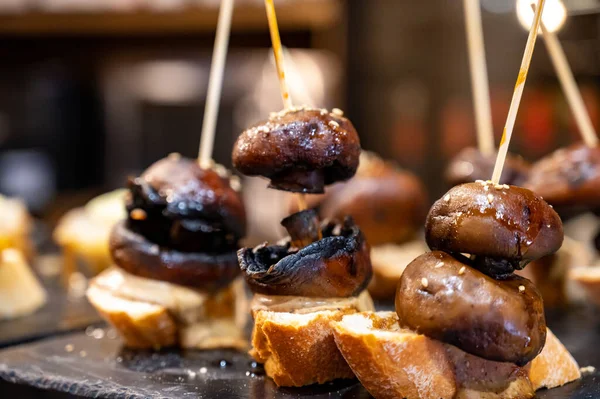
[[0, 257, 101, 349], [0, 305, 599, 398]]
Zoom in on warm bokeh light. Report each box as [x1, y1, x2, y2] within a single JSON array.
[[516, 0, 567, 33]]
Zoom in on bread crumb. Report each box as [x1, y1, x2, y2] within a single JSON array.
[[580, 366, 596, 375], [519, 285, 525, 292], [65, 344, 74, 352], [503, 184, 509, 189], [458, 266, 466, 275], [435, 262, 444, 268], [487, 194, 494, 203], [421, 278, 429, 288], [444, 194, 450, 202], [331, 108, 344, 116], [79, 351, 87, 357], [328, 120, 340, 129], [484, 185, 489, 192]]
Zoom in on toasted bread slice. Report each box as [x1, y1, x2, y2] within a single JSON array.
[[87, 284, 177, 349], [333, 311, 579, 399], [368, 240, 427, 300], [517, 236, 593, 307], [570, 266, 600, 306], [250, 291, 374, 387], [0, 196, 33, 258], [87, 268, 248, 350], [0, 249, 47, 320], [527, 328, 580, 390]]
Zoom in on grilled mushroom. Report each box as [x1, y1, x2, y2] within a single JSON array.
[[426, 181, 563, 277], [110, 221, 240, 292], [396, 251, 546, 366], [232, 107, 361, 193], [446, 147, 530, 187], [525, 142, 600, 209], [238, 213, 372, 297], [126, 154, 246, 253]]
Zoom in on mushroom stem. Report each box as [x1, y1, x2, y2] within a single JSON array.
[[281, 209, 322, 248]]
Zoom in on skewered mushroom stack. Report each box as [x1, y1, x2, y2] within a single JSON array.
[[398, 181, 563, 366], [233, 106, 374, 387], [331, 181, 581, 399]]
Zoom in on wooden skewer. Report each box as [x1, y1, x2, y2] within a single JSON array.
[[198, 0, 235, 168], [491, 0, 546, 184], [264, 0, 293, 109], [264, 0, 306, 210], [537, 6, 598, 147], [463, 0, 495, 157]]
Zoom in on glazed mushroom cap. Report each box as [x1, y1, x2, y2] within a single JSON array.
[[396, 251, 547, 366], [110, 221, 240, 292], [320, 170, 428, 247], [524, 142, 600, 208], [127, 154, 246, 253], [426, 181, 563, 276], [238, 216, 372, 297], [446, 147, 530, 187], [232, 107, 361, 193]]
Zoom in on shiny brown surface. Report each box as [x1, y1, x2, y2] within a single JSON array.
[[395, 251, 546, 366], [232, 107, 361, 193], [238, 216, 372, 297], [524, 143, 600, 208], [127, 155, 246, 253], [109, 221, 240, 292], [426, 182, 563, 276], [446, 147, 530, 187], [320, 168, 428, 246]]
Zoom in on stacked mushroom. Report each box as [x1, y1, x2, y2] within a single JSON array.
[[87, 154, 249, 350], [233, 106, 374, 387], [525, 143, 600, 306], [397, 180, 563, 366]]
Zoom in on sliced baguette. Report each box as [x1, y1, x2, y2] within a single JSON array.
[[87, 284, 177, 349], [527, 328, 581, 390], [87, 268, 248, 350], [250, 291, 375, 387], [570, 266, 600, 306], [333, 311, 580, 399], [368, 240, 427, 300], [251, 309, 357, 387], [0, 249, 47, 320]]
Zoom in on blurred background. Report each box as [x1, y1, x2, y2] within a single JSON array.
[[0, 0, 599, 222]]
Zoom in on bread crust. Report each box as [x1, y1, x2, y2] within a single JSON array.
[[333, 312, 579, 399], [250, 309, 357, 387], [86, 272, 247, 350], [570, 266, 600, 306], [527, 328, 581, 390], [87, 285, 177, 349]]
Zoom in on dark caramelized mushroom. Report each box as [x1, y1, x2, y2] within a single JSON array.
[[110, 221, 239, 292], [126, 154, 246, 253], [320, 168, 428, 246], [446, 147, 530, 187], [238, 216, 372, 297], [426, 181, 563, 276], [280, 209, 322, 248], [232, 107, 361, 193], [396, 251, 546, 366], [524, 143, 600, 208]]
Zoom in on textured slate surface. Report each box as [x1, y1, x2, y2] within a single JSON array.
[[0, 305, 599, 398], [0, 271, 101, 349]]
